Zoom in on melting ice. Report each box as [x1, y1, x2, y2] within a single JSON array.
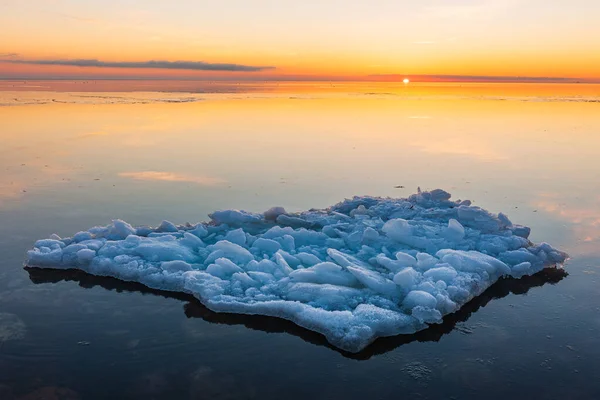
[[26, 189, 568, 352]]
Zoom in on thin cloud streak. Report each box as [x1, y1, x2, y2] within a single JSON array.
[[5, 58, 274, 72]]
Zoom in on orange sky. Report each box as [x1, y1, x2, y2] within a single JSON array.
[[1, 0, 600, 81]]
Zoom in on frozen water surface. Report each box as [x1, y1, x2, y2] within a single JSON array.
[[26, 189, 567, 352]]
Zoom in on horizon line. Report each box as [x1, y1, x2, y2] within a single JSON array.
[[1, 76, 599, 84]]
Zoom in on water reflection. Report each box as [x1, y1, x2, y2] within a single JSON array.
[[25, 266, 567, 360], [119, 171, 226, 186], [0, 82, 597, 398], [532, 192, 600, 255]]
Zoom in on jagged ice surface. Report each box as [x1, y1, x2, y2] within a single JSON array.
[[26, 189, 568, 352]]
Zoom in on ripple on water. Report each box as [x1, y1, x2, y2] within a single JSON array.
[[0, 313, 26, 342], [17, 386, 80, 400], [402, 361, 433, 382]]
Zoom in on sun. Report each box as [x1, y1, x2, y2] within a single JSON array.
[[403, 78, 410, 84]]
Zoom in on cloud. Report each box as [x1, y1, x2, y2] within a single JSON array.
[[5, 58, 274, 72], [0, 52, 19, 58], [119, 171, 226, 186]]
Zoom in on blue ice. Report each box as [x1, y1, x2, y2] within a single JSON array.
[[26, 189, 568, 352]]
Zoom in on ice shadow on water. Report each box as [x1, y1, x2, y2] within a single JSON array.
[[24, 266, 567, 360]]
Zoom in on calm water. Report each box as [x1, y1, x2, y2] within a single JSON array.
[[1, 81, 599, 399]]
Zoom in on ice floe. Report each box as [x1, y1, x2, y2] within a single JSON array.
[[26, 189, 567, 352]]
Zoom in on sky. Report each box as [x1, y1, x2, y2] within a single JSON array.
[[1, 0, 599, 81]]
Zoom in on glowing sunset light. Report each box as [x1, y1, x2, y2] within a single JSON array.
[[0, 0, 599, 82]]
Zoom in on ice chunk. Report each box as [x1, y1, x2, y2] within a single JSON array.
[[107, 219, 136, 240], [396, 252, 417, 267], [382, 219, 413, 243], [393, 267, 421, 292], [275, 214, 314, 228], [289, 262, 359, 287], [437, 249, 511, 276], [76, 248, 96, 264], [416, 253, 439, 271], [252, 238, 282, 254], [206, 258, 243, 278], [190, 224, 208, 238], [246, 259, 278, 274], [162, 260, 193, 273], [411, 306, 443, 324], [205, 240, 254, 265], [264, 206, 287, 221], [376, 251, 417, 273], [327, 248, 368, 268], [286, 283, 363, 308], [445, 219, 465, 241], [158, 220, 178, 233], [429, 189, 452, 201], [511, 225, 531, 239], [376, 255, 405, 272], [181, 232, 205, 249], [73, 231, 93, 242], [26, 189, 567, 353], [209, 210, 262, 225], [347, 265, 398, 297], [511, 261, 533, 277], [362, 227, 379, 243], [423, 266, 458, 282], [296, 252, 321, 267], [274, 251, 294, 276], [224, 228, 246, 246], [232, 271, 259, 287], [247, 271, 276, 285], [403, 290, 438, 310]]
